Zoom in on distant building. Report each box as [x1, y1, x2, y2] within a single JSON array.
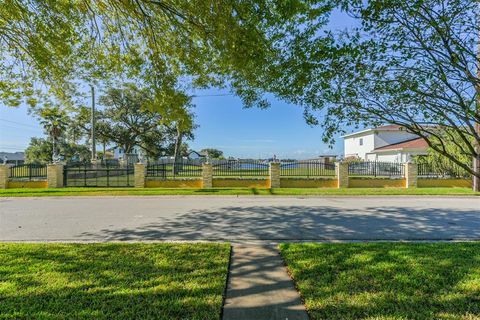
[[343, 125, 428, 162], [187, 150, 206, 160], [0, 151, 25, 165], [109, 146, 142, 164]]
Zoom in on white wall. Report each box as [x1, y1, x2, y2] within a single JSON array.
[[344, 129, 424, 161], [376, 152, 402, 162], [344, 132, 375, 160], [371, 150, 428, 163]]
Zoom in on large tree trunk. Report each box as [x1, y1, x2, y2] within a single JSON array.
[[172, 124, 183, 175], [474, 34, 480, 192]]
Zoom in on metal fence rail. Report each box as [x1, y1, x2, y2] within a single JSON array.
[[146, 159, 203, 179], [417, 163, 471, 179], [63, 163, 134, 187], [212, 160, 269, 177], [280, 161, 336, 177], [348, 161, 404, 178], [9, 164, 47, 180]]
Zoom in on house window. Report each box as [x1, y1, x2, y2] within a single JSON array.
[[359, 138, 363, 146]]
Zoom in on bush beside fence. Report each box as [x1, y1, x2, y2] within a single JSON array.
[[417, 163, 471, 179]]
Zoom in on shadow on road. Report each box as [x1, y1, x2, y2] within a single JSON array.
[[79, 205, 480, 241]]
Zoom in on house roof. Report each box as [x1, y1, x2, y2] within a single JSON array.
[[373, 137, 428, 152], [0, 152, 25, 161], [187, 150, 206, 158], [342, 125, 404, 138]]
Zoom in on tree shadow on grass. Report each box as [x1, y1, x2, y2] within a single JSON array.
[[0, 243, 229, 320], [280, 242, 480, 320]]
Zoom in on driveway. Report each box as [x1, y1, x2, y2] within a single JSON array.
[[0, 196, 479, 241]]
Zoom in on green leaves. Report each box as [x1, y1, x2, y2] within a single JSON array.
[[1, 0, 326, 110]]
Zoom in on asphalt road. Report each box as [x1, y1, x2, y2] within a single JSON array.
[[1, 196, 479, 241]]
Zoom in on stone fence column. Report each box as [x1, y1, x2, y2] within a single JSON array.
[[47, 164, 64, 188], [336, 162, 349, 188], [269, 162, 280, 188], [404, 162, 417, 188], [202, 163, 213, 188], [0, 165, 9, 189], [134, 163, 146, 188]]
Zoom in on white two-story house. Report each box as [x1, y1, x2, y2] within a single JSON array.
[[343, 125, 429, 162]]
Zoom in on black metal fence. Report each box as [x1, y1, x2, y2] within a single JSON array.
[[417, 163, 471, 179], [348, 161, 404, 178], [146, 159, 203, 179], [212, 160, 269, 177], [63, 163, 134, 187], [280, 161, 336, 177], [9, 164, 47, 180]]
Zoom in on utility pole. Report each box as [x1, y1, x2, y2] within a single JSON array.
[[91, 85, 96, 162]]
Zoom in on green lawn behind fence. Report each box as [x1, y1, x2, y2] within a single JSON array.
[[0, 243, 230, 320]]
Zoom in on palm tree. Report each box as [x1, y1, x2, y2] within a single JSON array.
[[38, 105, 69, 162]]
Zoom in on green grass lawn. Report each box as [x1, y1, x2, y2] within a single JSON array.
[[0, 243, 230, 320], [280, 243, 480, 320], [0, 187, 478, 197]]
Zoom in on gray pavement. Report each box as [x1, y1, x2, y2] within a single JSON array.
[[222, 245, 308, 320], [1, 196, 479, 241]]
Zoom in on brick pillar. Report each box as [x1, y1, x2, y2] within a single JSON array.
[[336, 162, 349, 188], [134, 163, 146, 188], [404, 162, 417, 188], [47, 164, 64, 188], [202, 163, 213, 188], [0, 165, 8, 189], [269, 162, 280, 188]]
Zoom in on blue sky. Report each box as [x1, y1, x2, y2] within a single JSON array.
[[0, 9, 357, 159], [0, 89, 346, 159]]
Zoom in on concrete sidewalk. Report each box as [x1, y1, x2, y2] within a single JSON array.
[[222, 245, 309, 320]]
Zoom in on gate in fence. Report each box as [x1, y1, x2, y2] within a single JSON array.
[[63, 163, 134, 187]]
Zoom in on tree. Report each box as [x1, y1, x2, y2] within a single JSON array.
[[0, 1, 321, 110], [29, 104, 70, 162], [264, 0, 480, 189], [160, 95, 196, 173], [24, 138, 52, 164], [200, 148, 224, 159], [97, 84, 195, 161], [25, 137, 90, 164], [97, 85, 161, 156]]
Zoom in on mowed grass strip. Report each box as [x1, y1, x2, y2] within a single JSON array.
[[280, 243, 480, 320], [0, 187, 478, 197], [0, 243, 230, 320]]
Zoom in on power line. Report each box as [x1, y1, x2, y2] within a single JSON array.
[[0, 123, 42, 133], [0, 118, 39, 128]]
